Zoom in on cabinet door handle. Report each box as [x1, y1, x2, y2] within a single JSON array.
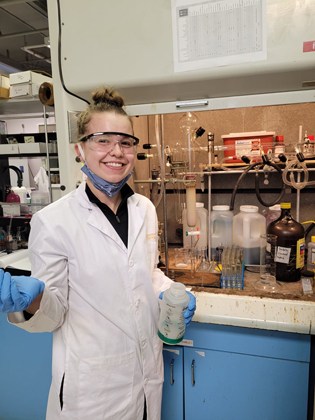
[[170, 358, 175, 385], [191, 359, 195, 387]]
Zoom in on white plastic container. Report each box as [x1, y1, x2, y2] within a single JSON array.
[[233, 205, 266, 265], [182, 202, 208, 250], [307, 236, 315, 272], [31, 190, 49, 213], [158, 283, 190, 345], [210, 205, 233, 259], [265, 204, 281, 227]]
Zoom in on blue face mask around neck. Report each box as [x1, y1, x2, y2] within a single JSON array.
[[80, 163, 132, 197]]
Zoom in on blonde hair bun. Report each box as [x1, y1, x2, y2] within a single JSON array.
[[92, 87, 125, 108], [76, 86, 132, 140]]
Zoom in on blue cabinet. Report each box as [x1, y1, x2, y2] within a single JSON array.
[[162, 346, 184, 420], [0, 314, 52, 420], [162, 323, 311, 420]]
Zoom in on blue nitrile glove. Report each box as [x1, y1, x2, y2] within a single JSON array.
[[159, 290, 196, 327], [0, 269, 45, 313]]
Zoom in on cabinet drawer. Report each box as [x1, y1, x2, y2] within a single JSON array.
[[183, 322, 310, 362]]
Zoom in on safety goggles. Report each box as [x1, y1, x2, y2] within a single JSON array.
[[80, 132, 139, 154]]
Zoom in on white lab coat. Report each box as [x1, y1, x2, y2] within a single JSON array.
[[8, 182, 173, 420]]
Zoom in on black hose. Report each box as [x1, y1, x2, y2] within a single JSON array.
[[230, 161, 284, 211], [230, 162, 257, 211], [305, 223, 315, 239], [254, 162, 286, 207]]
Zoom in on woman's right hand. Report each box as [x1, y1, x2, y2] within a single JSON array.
[[0, 269, 45, 313]]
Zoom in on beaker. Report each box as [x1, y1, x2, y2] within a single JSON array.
[[174, 248, 189, 269], [254, 234, 282, 293]]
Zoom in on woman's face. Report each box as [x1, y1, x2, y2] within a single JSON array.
[[77, 112, 135, 184]]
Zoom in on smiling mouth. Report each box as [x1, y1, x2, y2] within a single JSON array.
[[105, 162, 124, 167]]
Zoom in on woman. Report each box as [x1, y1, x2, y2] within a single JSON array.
[[0, 87, 196, 420]]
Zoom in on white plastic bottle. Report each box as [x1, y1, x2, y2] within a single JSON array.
[[233, 205, 266, 265], [307, 236, 315, 272], [195, 203, 208, 250], [158, 283, 190, 345], [210, 205, 233, 259], [265, 204, 281, 227]]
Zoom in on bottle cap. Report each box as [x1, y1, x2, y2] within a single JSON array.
[[280, 203, 291, 209], [276, 135, 284, 142], [308, 135, 314, 141], [169, 282, 187, 299], [312, 236, 315, 242], [240, 205, 258, 213], [269, 204, 281, 211], [212, 205, 230, 211], [196, 202, 204, 208]]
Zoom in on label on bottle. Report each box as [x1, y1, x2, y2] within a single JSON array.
[[312, 249, 315, 264], [158, 301, 188, 345], [275, 246, 291, 264], [296, 238, 305, 268]]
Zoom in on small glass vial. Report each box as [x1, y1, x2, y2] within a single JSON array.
[[158, 283, 190, 345], [307, 236, 315, 273]]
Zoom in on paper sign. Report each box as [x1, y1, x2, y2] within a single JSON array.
[[275, 246, 291, 264], [172, 0, 267, 73]]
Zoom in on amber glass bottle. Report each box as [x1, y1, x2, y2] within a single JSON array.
[[267, 203, 305, 282]]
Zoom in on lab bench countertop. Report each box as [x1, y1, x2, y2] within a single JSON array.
[[165, 248, 315, 336], [183, 270, 315, 336], [2, 249, 315, 335]]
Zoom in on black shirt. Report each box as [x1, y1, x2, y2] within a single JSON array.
[[85, 183, 134, 248]]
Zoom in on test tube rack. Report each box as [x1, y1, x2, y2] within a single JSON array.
[[220, 261, 245, 290]]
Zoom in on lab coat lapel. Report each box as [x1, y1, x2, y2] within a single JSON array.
[[88, 208, 127, 251], [75, 182, 127, 250], [128, 195, 145, 254]]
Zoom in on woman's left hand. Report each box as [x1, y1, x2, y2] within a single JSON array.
[[183, 291, 196, 326]]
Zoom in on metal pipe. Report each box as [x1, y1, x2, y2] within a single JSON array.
[[296, 172, 300, 222], [43, 105, 52, 203], [208, 173, 212, 260], [207, 133, 214, 259], [160, 114, 169, 276]]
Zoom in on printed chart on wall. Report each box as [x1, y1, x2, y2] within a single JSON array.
[[171, 0, 267, 72]]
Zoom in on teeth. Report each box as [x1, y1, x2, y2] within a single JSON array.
[[106, 162, 123, 167]]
